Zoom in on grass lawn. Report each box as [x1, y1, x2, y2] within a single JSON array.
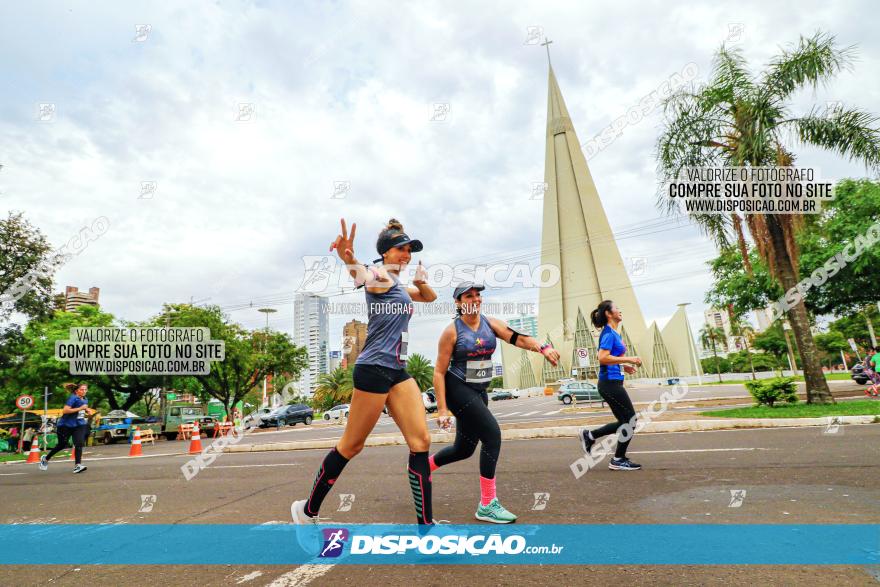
[[700, 372, 853, 385], [702, 400, 880, 419], [0, 448, 73, 463]]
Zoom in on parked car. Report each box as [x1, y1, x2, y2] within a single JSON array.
[[92, 410, 160, 444], [161, 404, 217, 440], [323, 404, 351, 420], [242, 407, 273, 429], [423, 390, 437, 413], [852, 363, 871, 385], [557, 381, 603, 405], [261, 404, 314, 427], [489, 390, 514, 401]]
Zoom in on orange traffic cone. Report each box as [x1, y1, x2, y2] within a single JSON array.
[[25, 441, 41, 464], [188, 422, 203, 455], [129, 427, 143, 457]]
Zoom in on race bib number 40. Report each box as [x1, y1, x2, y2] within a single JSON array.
[[465, 360, 493, 384]]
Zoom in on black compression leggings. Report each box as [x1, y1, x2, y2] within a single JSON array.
[[432, 374, 501, 478], [45, 425, 88, 464], [589, 379, 637, 459]]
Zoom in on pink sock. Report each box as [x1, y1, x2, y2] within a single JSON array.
[[429, 454, 438, 472], [479, 476, 496, 506]]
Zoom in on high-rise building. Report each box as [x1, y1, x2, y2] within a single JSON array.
[[294, 293, 329, 395], [342, 319, 368, 367], [329, 350, 342, 372], [508, 314, 538, 338], [55, 286, 100, 312], [501, 62, 701, 387], [703, 306, 747, 354]]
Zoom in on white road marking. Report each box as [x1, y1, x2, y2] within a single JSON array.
[[0, 472, 26, 476], [544, 410, 562, 415], [235, 570, 264, 583], [627, 447, 773, 454], [210, 463, 301, 469], [519, 411, 541, 417], [267, 564, 335, 586], [497, 412, 520, 418]]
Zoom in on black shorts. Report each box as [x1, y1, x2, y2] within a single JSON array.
[[353, 363, 413, 394]]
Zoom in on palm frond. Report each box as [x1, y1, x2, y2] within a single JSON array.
[[782, 106, 880, 172], [761, 31, 855, 100]]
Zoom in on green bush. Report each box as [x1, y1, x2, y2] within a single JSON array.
[[744, 377, 798, 407]]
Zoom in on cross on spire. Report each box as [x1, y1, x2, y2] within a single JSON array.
[[541, 37, 553, 67]]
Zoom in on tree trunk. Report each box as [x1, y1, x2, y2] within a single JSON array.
[[766, 218, 833, 403]]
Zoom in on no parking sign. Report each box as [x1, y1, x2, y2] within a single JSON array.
[[15, 395, 35, 410]]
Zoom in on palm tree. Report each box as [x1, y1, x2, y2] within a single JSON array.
[[657, 32, 880, 403], [700, 325, 727, 383], [313, 367, 353, 409], [406, 353, 434, 392], [728, 313, 758, 380]]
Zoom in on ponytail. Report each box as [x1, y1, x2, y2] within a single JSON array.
[[591, 300, 614, 329]]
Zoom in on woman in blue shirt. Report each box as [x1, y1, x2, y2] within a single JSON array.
[[579, 300, 643, 470], [40, 383, 94, 473]]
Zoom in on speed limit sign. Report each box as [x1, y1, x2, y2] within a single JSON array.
[[15, 395, 35, 410]]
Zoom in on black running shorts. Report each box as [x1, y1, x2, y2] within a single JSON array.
[[352, 363, 413, 394]]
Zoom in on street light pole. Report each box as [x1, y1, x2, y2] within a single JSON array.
[[257, 308, 277, 408]]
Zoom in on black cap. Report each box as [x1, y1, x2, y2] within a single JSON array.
[[373, 233, 423, 264], [453, 281, 485, 300]]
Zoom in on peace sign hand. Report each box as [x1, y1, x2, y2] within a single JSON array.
[[329, 218, 357, 265]]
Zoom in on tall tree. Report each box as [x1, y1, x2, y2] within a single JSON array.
[[0, 211, 62, 322], [699, 325, 727, 382], [164, 304, 308, 418], [657, 32, 880, 403]]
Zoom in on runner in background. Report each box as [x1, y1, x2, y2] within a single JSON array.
[[40, 383, 94, 473], [579, 300, 644, 471]]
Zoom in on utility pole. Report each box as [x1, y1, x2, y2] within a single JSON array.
[[258, 308, 277, 408]]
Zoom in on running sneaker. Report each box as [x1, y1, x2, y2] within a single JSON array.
[[290, 499, 325, 556], [38, 456, 48, 471], [475, 498, 517, 524], [580, 429, 595, 455], [608, 458, 641, 471], [72, 464, 88, 474]]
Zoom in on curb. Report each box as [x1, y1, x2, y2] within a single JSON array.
[[224, 415, 878, 453]]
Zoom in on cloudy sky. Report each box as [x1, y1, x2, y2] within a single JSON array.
[[1, 0, 877, 362]]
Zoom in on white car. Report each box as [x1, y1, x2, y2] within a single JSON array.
[[242, 407, 273, 428], [323, 404, 350, 420]]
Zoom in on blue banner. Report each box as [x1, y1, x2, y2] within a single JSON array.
[[1, 524, 877, 565]]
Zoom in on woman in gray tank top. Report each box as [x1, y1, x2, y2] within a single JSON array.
[[291, 218, 439, 526], [430, 282, 560, 523]]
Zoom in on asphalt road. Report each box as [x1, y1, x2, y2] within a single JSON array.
[[2, 422, 879, 585]]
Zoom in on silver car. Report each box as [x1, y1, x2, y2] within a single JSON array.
[[557, 381, 604, 406]]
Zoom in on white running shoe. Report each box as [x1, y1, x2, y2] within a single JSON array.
[[290, 499, 319, 525], [290, 499, 324, 556], [39, 456, 48, 471], [72, 464, 87, 474]]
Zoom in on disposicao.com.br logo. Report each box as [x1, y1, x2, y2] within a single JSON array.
[[318, 527, 563, 558]]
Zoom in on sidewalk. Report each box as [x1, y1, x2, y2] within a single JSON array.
[[225, 414, 879, 454]]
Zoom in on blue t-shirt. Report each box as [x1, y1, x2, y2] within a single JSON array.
[[57, 394, 88, 428], [598, 325, 627, 381]]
